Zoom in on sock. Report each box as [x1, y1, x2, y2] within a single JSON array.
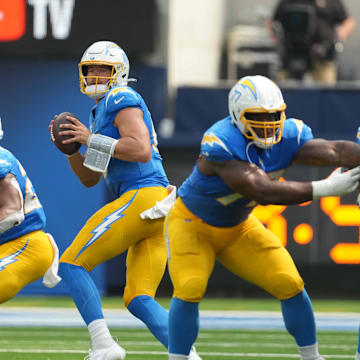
[[88, 319, 114, 350], [298, 343, 321, 360], [169, 297, 199, 356], [128, 295, 168, 348], [281, 289, 317, 347], [59, 263, 104, 325]]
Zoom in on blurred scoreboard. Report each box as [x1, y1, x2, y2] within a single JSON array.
[[254, 166, 360, 265], [0, 0, 156, 58]]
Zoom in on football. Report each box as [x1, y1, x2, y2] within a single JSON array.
[[51, 112, 81, 155]]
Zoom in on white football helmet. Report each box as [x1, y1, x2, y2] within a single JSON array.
[[79, 41, 131, 100], [228, 75, 286, 149], [0, 117, 3, 140]]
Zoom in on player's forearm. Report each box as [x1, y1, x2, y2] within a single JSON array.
[[247, 181, 313, 205], [67, 152, 101, 187]]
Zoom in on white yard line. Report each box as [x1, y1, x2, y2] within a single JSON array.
[[0, 308, 359, 331]]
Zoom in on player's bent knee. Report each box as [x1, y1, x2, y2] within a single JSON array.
[[0, 280, 21, 304], [174, 276, 207, 302], [268, 272, 304, 300]]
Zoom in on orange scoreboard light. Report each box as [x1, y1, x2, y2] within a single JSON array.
[[253, 178, 360, 265]]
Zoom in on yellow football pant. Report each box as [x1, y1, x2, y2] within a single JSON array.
[[0, 230, 54, 303], [166, 198, 304, 302], [60, 186, 169, 307]]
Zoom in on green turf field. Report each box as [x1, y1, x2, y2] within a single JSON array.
[[0, 327, 357, 360], [4, 296, 360, 312], [1, 297, 359, 359]]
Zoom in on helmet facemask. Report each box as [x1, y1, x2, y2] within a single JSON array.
[[241, 107, 286, 149], [79, 61, 124, 100]]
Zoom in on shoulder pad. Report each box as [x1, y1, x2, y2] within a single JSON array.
[[284, 118, 313, 144], [105, 87, 141, 113], [200, 132, 233, 162]]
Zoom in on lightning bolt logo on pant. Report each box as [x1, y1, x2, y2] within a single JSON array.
[[0, 239, 29, 271], [75, 190, 138, 259]]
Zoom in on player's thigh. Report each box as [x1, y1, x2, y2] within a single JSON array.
[[166, 203, 216, 302], [0, 231, 53, 303], [61, 187, 168, 271], [123, 232, 167, 307], [217, 214, 303, 300]]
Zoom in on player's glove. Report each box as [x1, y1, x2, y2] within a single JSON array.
[[312, 166, 360, 199]]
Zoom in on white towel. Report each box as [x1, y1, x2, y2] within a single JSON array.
[[42, 233, 62, 288], [140, 185, 176, 219]]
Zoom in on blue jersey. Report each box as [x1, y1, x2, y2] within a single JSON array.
[[0, 147, 46, 244], [356, 126, 360, 144], [178, 116, 313, 227], [89, 86, 169, 196]]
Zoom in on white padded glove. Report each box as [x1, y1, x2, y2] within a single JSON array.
[[312, 166, 360, 199]]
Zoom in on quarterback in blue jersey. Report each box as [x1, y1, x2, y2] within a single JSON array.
[[166, 75, 360, 360], [0, 118, 60, 304], [49, 41, 201, 360]]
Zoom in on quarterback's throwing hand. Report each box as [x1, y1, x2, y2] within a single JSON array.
[[312, 166, 360, 199]]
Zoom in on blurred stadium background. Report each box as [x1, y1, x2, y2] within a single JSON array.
[[2, 0, 360, 359], [0, 0, 360, 306]]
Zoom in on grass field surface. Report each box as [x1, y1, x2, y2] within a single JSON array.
[[1, 297, 359, 359], [4, 296, 360, 312]]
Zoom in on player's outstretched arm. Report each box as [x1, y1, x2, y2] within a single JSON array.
[[293, 138, 360, 168], [197, 156, 360, 205]]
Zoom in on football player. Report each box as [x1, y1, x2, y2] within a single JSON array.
[[166, 75, 360, 360], [49, 41, 201, 360], [0, 117, 60, 304]]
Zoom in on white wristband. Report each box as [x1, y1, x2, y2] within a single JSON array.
[[83, 134, 118, 173]]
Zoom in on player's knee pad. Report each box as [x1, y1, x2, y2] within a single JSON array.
[[174, 276, 207, 302], [267, 272, 304, 300]]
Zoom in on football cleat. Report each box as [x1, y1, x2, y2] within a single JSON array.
[[188, 346, 202, 360], [84, 341, 126, 360]]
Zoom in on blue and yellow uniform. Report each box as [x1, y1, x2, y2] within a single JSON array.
[[0, 147, 53, 303], [61, 85, 170, 307], [167, 116, 313, 302]]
